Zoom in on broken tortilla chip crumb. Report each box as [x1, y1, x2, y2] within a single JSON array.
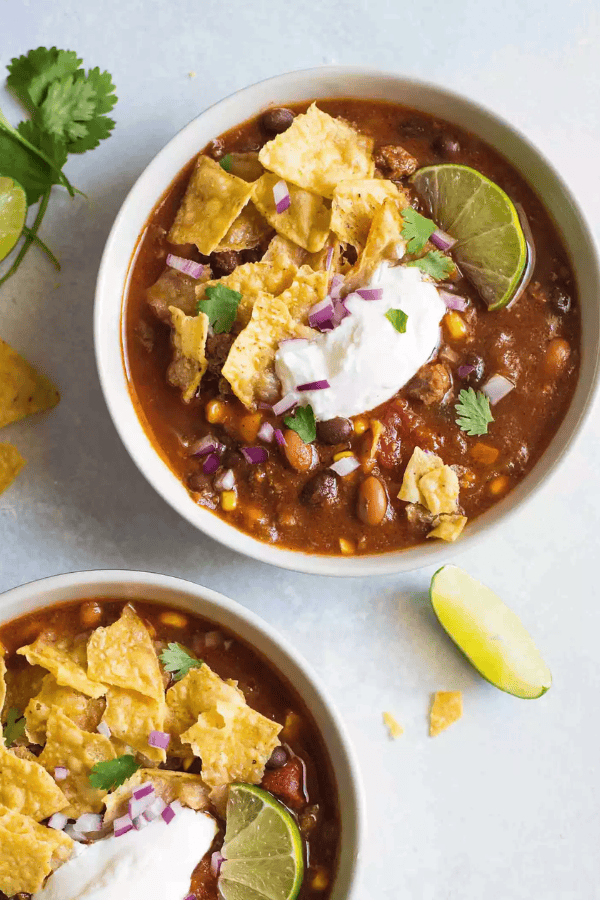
[[383, 711, 403, 739], [429, 691, 462, 737]]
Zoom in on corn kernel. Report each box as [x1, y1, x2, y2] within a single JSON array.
[[281, 711, 303, 742], [206, 399, 227, 424], [339, 538, 356, 554], [333, 450, 355, 462], [353, 417, 369, 435], [489, 475, 509, 496], [221, 491, 237, 511], [311, 868, 330, 891], [238, 412, 262, 443], [159, 611, 188, 629], [443, 311, 468, 340]]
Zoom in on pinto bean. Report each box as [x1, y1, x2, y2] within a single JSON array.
[[282, 430, 317, 473], [261, 108, 295, 135], [544, 338, 571, 378], [80, 601, 103, 629], [301, 470, 339, 506], [357, 476, 387, 526], [316, 417, 353, 444]]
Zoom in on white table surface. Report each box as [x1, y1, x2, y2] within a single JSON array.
[[3, 3, 600, 897]]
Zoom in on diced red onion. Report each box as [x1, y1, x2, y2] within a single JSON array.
[[258, 422, 275, 443], [430, 228, 457, 251], [356, 287, 383, 302], [211, 851, 225, 877], [161, 804, 176, 825], [166, 254, 205, 280], [191, 435, 223, 457], [184, 895, 196, 900], [114, 813, 134, 837], [65, 824, 86, 842], [257, 401, 272, 409], [330, 456, 361, 477], [129, 791, 156, 820], [214, 468, 235, 491], [97, 722, 111, 739], [308, 297, 335, 329], [272, 393, 297, 416], [143, 797, 167, 822], [439, 289, 467, 311], [148, 730, 171, 750], [458, 364, 476, 379], [329, 274, 344, 299], [54, 766, 68, 781], [241, 446, 269, 464], [133, 814, 150, 831], [203, 453, 221, 475], [273, 180, 291, 214], [325, 246, 334, 270], [482, 373, 515, 405], [297, 380, 330, 392], [48, 813, 68, 831], [75, 813, 103, 833], [333, 298, 350, 324], [132, 782, 155, 801], [274, 428, 286, 446]]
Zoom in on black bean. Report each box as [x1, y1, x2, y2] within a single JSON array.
[[221, 448, 247, 470], [431, 135, 461, 157], [301, 470, 339, 507], [316, 417, 353, 444], [266, 746, 288, 768], [187, 471, 211, 492], [464, 352, 485, 387], [210, 250, 242, 278], [549, 286, 572, 315], [261, 108, 295, 135]]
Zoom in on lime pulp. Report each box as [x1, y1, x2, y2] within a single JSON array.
[[0, 177, 27, 263]]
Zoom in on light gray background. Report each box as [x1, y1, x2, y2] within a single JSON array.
[[3, 2, 600, 897]]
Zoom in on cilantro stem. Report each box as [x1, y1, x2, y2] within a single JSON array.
[[22, 225, 61, 270], [0, 189, 51, 287]]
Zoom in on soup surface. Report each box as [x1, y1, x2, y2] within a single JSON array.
[[124, 99, 580, 555]]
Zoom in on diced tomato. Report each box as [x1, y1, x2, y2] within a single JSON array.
[[261, 757, 306, 810]]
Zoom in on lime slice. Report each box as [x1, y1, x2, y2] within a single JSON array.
[[0, 177, 27, 263], [219, 783, 304, 900], [411, 164, 527, 310], [430, 565, 552, 699]]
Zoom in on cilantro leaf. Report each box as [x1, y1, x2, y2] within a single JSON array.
[[400, 207, 436, 254], [455, 388, 494, 436], [385, 308, 408, 333], [89, 754, 140, 791], [38, 74, 98, 143], [407, 250, 454, 281], [198, 284, 242, 334], [3, 708, 26, 748], [160, 643, 203, 682], [219, 154, 233, 172], [0, 131, 56, 204], [284, 405, 316, 443], [7, 47, 82, 111]]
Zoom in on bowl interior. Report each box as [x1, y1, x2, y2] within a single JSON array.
[[0, 569, 364, 900], [95, 67, 600, 576]]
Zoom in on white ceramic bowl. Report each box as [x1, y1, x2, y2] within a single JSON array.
[[95, 66, 600, 577], [0, 569, 364, 900]]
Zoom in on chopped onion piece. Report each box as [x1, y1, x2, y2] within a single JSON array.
[[274, 428, 286, 446], [132, 782, 155, 801], [75, 813, 103, 834], [203, 453, 221, 475], [430, 229, 457, 251], [273, 179, 291, 214], [65, 824, 86, 842], [143, 797, 167, 822], [257, 421, 275, 443], [356, 287, 383, 302], [96, 721, 111, 739], [330, 456, 361, 476], [439, 289, 467, 311], [241, 446, 269, 464], [482, 373, 515, 405], [272, 393, 297, 416], [333, 298, 350, 324], [211, 851, 225, 877], [329, 274, 344, 299], [133, 814, 150, 831], [54, 766, 68, 781], [166, 254, 205, 279], [214, 468, 235, 491], [48, 812, 68, 831], [325, 246, 334, 270], [297, 380, 330, 392], [113, 813, 134, 837], [457, 364, 475, 379], [191, 434, 223, 457], [148, 730, 171, 750], [308, 297, 335, 329], [161, 804, 176, 825], [129, 791, 156, 820]]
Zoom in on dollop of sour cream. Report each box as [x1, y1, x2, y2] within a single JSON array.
[[34, 809, 217, 900], [275, 262, 447, 420]]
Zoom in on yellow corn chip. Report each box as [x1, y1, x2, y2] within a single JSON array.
[[102, 687, 166, 764], [383, 711, 403, 739], [259, 103, 374, 198], [0, 804, 73, 895], [0, 443, 25, 496], [17, 637, 106, 699], [345, 199, 407, 292], [331, 179, 405, 248], [87, 605, 164, 705], [278, 265, 328, 323], [430, 691, 462, 737], [0, 339, 60, 428], [38, 709, 115, 816], [166, 306, 209, 403], [306, 238, 341, 273], [224, 151, 264, 183], [418, 466, 459, 516], [261, 232, 306, 267], [0, 743, 67, 820], [168, 156, 255, 254], [215, 201, 272, 252], [427, 513, 468, 542], [252, 173, 331, 252], [24, 674, 104, 745], [398, 447, 444, 504], [103, 768, 209, 824], [166, 665, 245, 740]]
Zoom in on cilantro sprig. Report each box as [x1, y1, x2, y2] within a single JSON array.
[[0, 47, 117, 285], [160, 643, 203, 682], [407, 250, 454, 281], [385, 308, 408, 333], [455, 388, 494, 436], [3, 707, 26, 748], [284, 404, 316, 444], [198, 284, 242, 334], [400, 208, 436, 254], [89, 754, 140, 791]]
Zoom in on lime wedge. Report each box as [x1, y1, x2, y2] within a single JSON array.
[[219, 783, 304, 900], [430, 565, 552, 699], [411, 164, 527, 310], [0, 177, 27, 263]]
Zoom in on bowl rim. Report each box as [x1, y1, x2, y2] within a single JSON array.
[[94, 64, 600, 577], [0, 568, 366, 900]]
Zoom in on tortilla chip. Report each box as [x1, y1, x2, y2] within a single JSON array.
[[24, 674, 104, 745], [181, 699, 281, 790], [0, 443, 25, 496], [345, 199, 407, 292], [17, 637, 106, 699], [262, 232, 307, 267], [166, 666, 245, 741], [215, 202, 272, 252], [0, 743, 67, 821], [166, 306, 209, 403], [306, 238, 341, 273], [0, 804, 73, 895], [383, 711, 403, 739], [252, 173, 330, 252], [0, 339, 60, 429], [418, 466, 459, 515], [102, 688, 166, 764], [398, 447, 444, 505], [278, 265, 328, 322], [87, 605, 164, 705], [168, 155, 254, 254], [259, 103, 374, 198], [430, 691, 462, 737], [223, 151, 265, 183], [103, 768, 209, 825], [427, 513, 468, 542], [38, 709, 115, 816], [331, 179, 405, 248]]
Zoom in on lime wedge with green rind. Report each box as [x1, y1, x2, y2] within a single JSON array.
[[430, 565, 552, 699], [220, 783, 304, 900], [0, 177, 27, 263], [411, 164, 527, 310]]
